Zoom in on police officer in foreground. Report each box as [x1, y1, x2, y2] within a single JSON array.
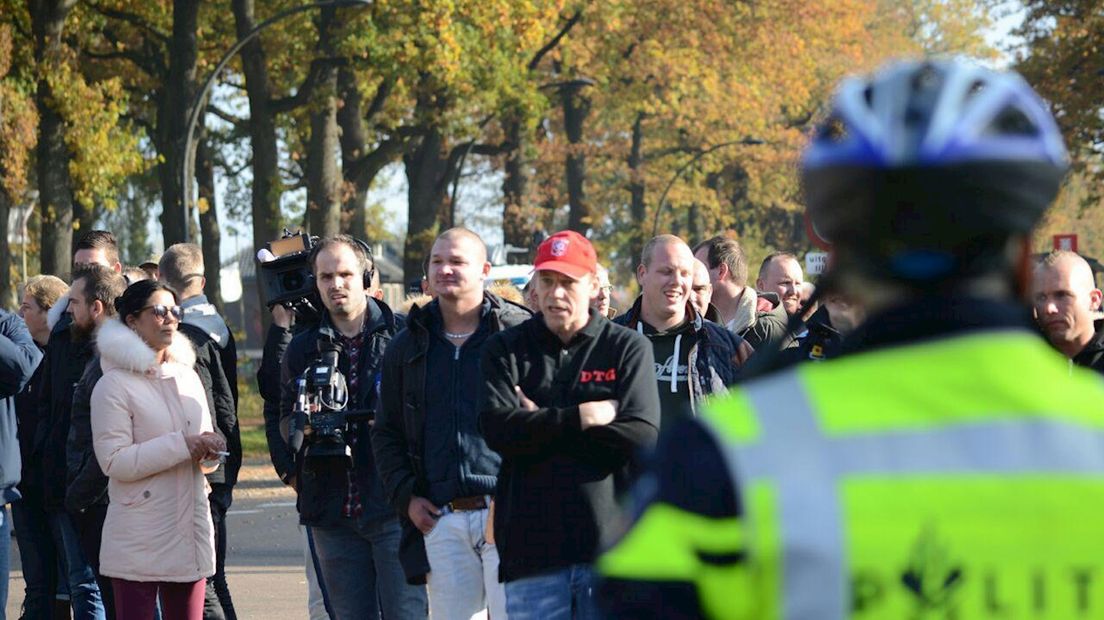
[[599, 59, 1101, 619]]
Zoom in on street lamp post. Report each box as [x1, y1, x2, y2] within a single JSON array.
[[649, 136, 765, 238], [180, 0, 373, 242]]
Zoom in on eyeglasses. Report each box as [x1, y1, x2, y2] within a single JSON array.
[[139, 304, 182, 321]]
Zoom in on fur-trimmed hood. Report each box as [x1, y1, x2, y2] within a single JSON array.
[[95, 318, 197, 375], [47, 292, 70, 331]]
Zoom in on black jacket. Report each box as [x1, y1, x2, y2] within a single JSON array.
[[33, 319, 96, 510], [771, 305, 844, 371], [372, 293, 530, 584], [1072, 319, 1104, 375], [179, 294, 241, 492], [178, 322, 241, 490], [258, 322, 295, 483], [0, 310, 43, 502], [65, 355, 107, 513], [480, 310, 660, 582], [15, 345, 45, 503], [613, 297, 746, 401], [280, 297, 402, 526]]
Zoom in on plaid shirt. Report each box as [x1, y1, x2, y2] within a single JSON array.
[[340, 330, 366, 519]]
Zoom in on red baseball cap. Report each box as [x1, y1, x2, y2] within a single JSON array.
[[533, 230, 597, 280]]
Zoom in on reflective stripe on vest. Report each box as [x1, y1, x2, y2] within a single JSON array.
[[701, 330, 1104, 620]]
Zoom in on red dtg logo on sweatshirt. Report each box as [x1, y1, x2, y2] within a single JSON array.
[[580, 368, 617, 383]]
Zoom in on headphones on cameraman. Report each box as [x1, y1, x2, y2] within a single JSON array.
[[306, 236, 377, 291]]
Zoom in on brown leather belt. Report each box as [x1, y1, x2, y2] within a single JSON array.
[[447, 495, 488, 512]]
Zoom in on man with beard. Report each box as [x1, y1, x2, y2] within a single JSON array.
[[614, 235, 750, 426], [33, 230, 122, 620], [62, 265, 128, 619]]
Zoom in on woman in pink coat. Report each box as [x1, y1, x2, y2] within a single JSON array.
[[91, 280, 226, 620]]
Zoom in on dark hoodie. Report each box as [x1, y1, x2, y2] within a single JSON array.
[[178, 294, 240, 493], [1071, 319, 1104, 375], [613, 297, 746, 423]]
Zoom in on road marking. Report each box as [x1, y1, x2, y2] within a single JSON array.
[[258, 501, 297, 508]]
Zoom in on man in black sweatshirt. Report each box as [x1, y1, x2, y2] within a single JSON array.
[[480, 230, 660, 619]]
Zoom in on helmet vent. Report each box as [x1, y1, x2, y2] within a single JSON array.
[[964, 79, 986, 103], [988, 106, 1038, 136], [819, 116, 848, 142]]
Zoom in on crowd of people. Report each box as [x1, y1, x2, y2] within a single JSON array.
[[4, 57, 1104, 620], [4, 236, 239, 620]]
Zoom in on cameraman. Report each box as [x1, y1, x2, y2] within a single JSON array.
[[279, 235, 427, 620]]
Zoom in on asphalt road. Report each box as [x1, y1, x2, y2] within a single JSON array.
[[6, 461, 316, 619]]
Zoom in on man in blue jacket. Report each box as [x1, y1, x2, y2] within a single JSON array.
[[373, 228, 531, 619], [0, 307, 46, 615]]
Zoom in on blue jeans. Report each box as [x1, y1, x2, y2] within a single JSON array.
[[504, 564, 600, 620], [311, 516, 426, 620], [12, 497, 59, 619], [47, 510, 105, 620]]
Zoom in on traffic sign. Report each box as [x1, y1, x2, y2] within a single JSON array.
[[804, 211, 832, 251], [805, 251, 829, 276], [1053, 234, 1078, 252]]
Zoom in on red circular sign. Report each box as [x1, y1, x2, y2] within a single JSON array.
[[804, 211, 832, 251]]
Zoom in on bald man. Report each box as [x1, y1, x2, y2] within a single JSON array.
[[1033, 250, 1104, 371], [689, 259, 719, 322], [372, 227, 531, 618], [613, 235, 751, 425]]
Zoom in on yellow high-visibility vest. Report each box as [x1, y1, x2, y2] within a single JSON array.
[[600, 330, 1104, 619]]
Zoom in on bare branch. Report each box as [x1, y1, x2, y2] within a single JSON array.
[[529, 8, 584, 71], [206, 104, 245, 127], [89, 3, 170, 46], [270, 57, 345, 114]]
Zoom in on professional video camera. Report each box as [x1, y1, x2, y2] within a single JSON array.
[[257, 230, 322, 321], [287, 328, 375, 461]]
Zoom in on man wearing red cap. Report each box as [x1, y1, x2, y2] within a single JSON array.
[[479, 230, 660, 619]]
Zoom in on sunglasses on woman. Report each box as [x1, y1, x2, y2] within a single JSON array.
[[139, 304, 183, 321]]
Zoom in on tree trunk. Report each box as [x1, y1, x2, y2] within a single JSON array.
[[305, 8, 340, 238], [337, 71, 403, 242], [501, 114, 530, 262], [31, 0, 78, 276], [196, 132, 224, 312], [562, 84, 591, 234], [337, 66, 367, 238], [0, 189, 13, 308], [402, 125, 451, 284], [232, 0, 282, 328], [155, 0, 201, 249], [686, 202, 701, 244], [628, 112, 646, 261]]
